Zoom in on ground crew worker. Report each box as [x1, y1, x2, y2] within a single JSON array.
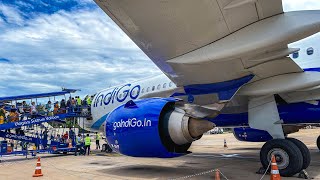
[[75, 96, 82, 113], [76, 96, 82, 106], [0, 105, 6, 124], [95, 132, 101, 150], [86, 96, 92, 106], [75, 134, 83, 156], [84, 134, 91, 156]]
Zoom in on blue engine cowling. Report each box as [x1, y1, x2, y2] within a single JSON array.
[[233, 127, 273, 142], [105, 98, 197, 158]]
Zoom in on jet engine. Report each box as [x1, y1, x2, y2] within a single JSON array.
[[105, 98, 214, 158]]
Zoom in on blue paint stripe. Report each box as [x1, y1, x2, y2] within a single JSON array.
[[91, 113, 109, 130], [303, 67, 320, 72], [181, 75, 254, 100], [183, 75, 254, 95]]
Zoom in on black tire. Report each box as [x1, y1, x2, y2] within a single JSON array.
[[287, 138, 311, 170], [317, 136, 320, 151], [260, 139, 303, 177]]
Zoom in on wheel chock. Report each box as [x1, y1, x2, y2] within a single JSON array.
[[298, 170, 312, 179]]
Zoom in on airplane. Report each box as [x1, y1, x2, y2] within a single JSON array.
[[79, 0, 320, 177]]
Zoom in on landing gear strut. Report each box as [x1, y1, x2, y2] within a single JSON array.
[[260, 139, 304, 177], [249, 95, 312, 177]]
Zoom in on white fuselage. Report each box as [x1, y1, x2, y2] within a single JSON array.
[[93, 75, 175, 120], [82, 74, 176, 131]]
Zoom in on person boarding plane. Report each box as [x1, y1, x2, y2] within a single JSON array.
[[79, 0, 320, 177]]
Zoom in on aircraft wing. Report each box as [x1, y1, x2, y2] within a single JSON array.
[[95, 0, 320, 101]]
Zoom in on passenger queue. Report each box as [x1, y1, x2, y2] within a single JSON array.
[[0, 95, 93, 125]]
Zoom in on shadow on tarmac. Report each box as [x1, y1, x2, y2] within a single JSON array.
[[98, 150, 320, 179], [98, 164, 203, 179], [231, 147, 262, 151]]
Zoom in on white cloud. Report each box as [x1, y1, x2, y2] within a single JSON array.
[[0, 4, 160, 97], [0, 4, 24, 25], [0, 17, 4, 26], [283, 0, 320, 12]]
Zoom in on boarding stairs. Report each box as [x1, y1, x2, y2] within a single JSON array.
[[0, 111, 86, 154]]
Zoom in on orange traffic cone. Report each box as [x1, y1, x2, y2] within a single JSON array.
[[33, 157, 43, 177], [224, 139, 228, 148], [270, 155, 281, 180], [215, 169, 221, 180]]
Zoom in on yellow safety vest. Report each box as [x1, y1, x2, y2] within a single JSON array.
[[96, 134, 100, 140], [85, 137, 91, 146], [87, 98, 92, 105], [77, 98, 81, 105]]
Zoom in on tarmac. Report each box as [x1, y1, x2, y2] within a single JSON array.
[[0, 128, 319, 180]]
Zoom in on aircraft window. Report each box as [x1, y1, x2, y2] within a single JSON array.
[[147, 87, 150, 92], [132, 90, 136, 96], [163, 83, 167, 88], [307, 47, 314, 55], [141, 88, 145, 93], [292, 52, 299, 59], [119, 94, 122, 98], [157, 84, 161, 90], [169, 82, 173, 87], [152, 86, 155, 91]]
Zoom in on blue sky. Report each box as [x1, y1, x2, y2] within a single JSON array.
[[0, 0, 320, 98]]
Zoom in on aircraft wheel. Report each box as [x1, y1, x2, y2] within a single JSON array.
[[317, 135, 320, 151], [287, 138, 311, 170], [260, 139, 303, 177]]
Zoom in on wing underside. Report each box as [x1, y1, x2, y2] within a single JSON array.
[[95, 0, 320, 99]]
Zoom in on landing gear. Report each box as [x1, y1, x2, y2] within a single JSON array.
[[287, 138, 311, 170], [317, 135, 320, 151], [260, 139, 303, 177], [249, 95, 311, 176]]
